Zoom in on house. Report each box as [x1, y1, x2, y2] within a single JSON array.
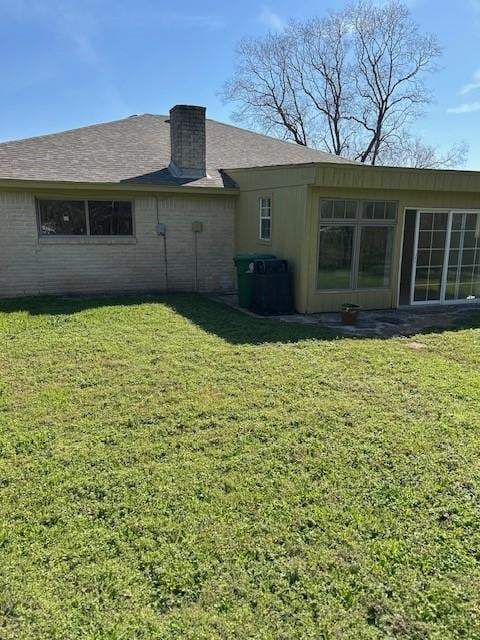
[[0, 104, 479, 313]]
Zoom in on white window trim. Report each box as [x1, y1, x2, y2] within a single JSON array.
[[408, 207, 480, 307], [259, 196, 272, 241], [35, 196, 135, 239]]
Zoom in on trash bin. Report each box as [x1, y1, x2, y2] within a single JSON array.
[[234, 253, 276, 308], [250, 259, 293, 315]]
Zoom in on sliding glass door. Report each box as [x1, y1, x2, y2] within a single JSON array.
[[411, 210, 480, 305], [445, 213, 480, 301], [413, 212, 449, 303]]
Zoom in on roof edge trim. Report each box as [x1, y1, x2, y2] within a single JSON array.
[[0, 178, 239, 195]]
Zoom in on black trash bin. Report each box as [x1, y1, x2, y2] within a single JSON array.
[[233, 253, 276, 308], [250, 258, 293, 315]]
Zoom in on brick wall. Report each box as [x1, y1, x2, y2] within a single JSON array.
[[169, 105, 206, 178], [0, 190, 235, 297]]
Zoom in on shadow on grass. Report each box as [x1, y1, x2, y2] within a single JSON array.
[[1, 293, 479, 345], [0, 293, 337, 345], [163, 295, 337, 345]]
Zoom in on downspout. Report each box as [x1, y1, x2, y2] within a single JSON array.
[[191, 221, 203, 292], [194, 230, 199, 292], [155, 196, 169, 292]]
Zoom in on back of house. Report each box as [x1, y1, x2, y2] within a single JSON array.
[[1, 104, 479, 312]]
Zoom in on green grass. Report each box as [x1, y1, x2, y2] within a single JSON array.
[[1, 294, 480, 639]]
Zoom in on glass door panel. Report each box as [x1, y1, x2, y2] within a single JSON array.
[[445, 212, 480, 301], [413, 212, 449, 303]]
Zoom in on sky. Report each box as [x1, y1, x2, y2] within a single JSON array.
[[0, 0, 479, 168]]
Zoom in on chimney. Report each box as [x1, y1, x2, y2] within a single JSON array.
[[169, 105, 207, 179]]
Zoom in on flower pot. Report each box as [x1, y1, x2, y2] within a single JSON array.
[[341, 304, 361, 326]]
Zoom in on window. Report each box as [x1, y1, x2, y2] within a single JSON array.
[[321, 199, 357, 219], [361, 200, 397, 220], [318, 199, 397, 290], [259, 197, 272, 241], [37, 199, 133, 236], [38, 200, 87, 235], [88, 201, 133, 235], [318, 226, 354, 289], [358, 226, 394, 288]]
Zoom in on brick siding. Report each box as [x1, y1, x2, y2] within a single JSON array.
[[0, 191, 235, 297], [169, 105, 206, 177]]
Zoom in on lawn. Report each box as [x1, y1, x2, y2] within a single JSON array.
[[1, 294, 480, 639]]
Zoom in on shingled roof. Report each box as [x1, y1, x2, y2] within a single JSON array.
[[0, 114, 356, 189]]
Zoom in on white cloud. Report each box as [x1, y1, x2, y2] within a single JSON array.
[[258, 6, 287, 32], [447, 101, 480, 114], [460, 69, 480, 95]]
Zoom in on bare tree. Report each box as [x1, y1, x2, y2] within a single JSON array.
[[222, 34, 309, 145], [378, 135, 469, 169], [289, 14, 354, 156], [223, 14, 352, 153], [221, 0, 468, 168], [347, 1, 441, 164]]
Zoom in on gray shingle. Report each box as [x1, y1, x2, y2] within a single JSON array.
[[0, 114, 356, 188]]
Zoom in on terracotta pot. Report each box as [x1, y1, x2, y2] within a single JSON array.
[[341, 304, 361, 326]]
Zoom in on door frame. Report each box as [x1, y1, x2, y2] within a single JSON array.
[[407, 207, 480, 307]]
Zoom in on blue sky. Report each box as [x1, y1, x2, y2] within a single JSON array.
[[0, 0, 479, 168]]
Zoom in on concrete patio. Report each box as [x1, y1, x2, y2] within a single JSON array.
[[212, 293, 480, 337]]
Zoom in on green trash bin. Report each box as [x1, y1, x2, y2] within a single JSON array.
[[234, 253, 276, 308]]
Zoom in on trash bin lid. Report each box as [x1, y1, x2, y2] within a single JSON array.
[[234, 253, 276, 266]]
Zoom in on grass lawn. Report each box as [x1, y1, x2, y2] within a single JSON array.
[[1, 294, 480, 639]]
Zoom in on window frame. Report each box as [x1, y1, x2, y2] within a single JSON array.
[[36, 196, 135, 239], [258, 195, 272, 242], [317, 223, 356, 291], [317, 198, 397, 292], [356, 224, 395, 290]]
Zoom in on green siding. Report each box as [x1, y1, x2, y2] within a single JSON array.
[[306, 187, 480, 313], [234, 183, 309, 311], [228, 163, 480, 314]]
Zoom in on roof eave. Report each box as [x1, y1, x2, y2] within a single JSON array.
[[224, 160, 359, 174], [0, 178, 239, 195], [226, 160, 480, 193], [225, 160, 480, 177]]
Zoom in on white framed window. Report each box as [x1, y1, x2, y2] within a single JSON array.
[[317, 198, 397, 290], [36, 198, 134, 237], [259, 196, 272, 241]]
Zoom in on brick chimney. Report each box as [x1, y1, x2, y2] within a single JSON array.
[[169, 105, 207, 179]]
